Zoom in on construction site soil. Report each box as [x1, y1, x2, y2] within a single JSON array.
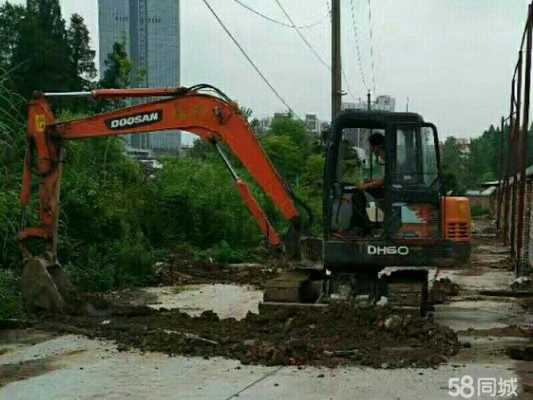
[[154, 254, 280, 288], [36, 302, 460, 369]]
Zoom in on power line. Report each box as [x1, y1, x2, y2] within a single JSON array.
[[342, 68, 357, 103], [232, 0, 327, 29], [349, 0, 369, 92], [274, 0, 330, 69], [367, 0, 377, 93], [202, 0, 296, 115], [274, 0, 356, 101]]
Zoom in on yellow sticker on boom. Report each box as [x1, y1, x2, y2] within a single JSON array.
[[35, 114, 46, 132]]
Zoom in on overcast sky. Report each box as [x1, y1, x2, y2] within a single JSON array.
[[3, 0, 532, 137]]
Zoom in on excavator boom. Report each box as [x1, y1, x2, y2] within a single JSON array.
[[19, 85, 302, 312]]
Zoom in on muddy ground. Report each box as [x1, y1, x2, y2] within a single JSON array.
[[29, 250, 464, 369], [37, 303, 459, 369], [153, 252, 281, 288], [5, 224, 533, 398]]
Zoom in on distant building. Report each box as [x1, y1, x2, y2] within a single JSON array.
[[341, 100, 366, 111], [341, 95, 396, 113], [273, 112, 291, 119], [257, 112, 322, 137], [257, 117, 272, 134], [304, 114, 320, 136], [374, 95, 396, 112], [456, 138, 471, 156], [98, 0, 181, 153], [341, 95, 396, 153]]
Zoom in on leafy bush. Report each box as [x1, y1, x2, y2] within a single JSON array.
[[471, 205, 490, 217], [0, 270, 24, 319], [144, 157, 263, 251]]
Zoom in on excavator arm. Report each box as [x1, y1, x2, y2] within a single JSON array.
[[19, 86, 303, 269]]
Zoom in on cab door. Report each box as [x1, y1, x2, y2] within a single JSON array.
[[385, 124, 441, 240]]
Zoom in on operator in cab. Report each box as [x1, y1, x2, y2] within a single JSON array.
[[359, 132, 385, 193], [347, 132, 386, 236]]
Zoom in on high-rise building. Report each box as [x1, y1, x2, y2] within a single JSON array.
[[98, 0, 181, 153]]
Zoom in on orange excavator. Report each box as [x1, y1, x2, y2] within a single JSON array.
[[18, 85, 471, 314]]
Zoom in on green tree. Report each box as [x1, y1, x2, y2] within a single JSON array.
[[100, 41, 133, 89], [440, 137, 467, 194], [11, 0, 72, 97], [0, 3, 25, 71], [269, 115, 310, 148], [67, 13, 96, 90]]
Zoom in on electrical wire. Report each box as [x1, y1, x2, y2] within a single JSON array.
[[349, 0, 369, 92], [232, 0, 327, 29], [202, 0, 296, 116], [274, 0, 330, 69], [341, 68, 356, 102], [274, 0, 355, 101], [367, 0, 377, 94]]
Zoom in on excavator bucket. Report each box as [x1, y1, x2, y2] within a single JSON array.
[[262, 237, 324, 305], [21, 257, 79, 313]]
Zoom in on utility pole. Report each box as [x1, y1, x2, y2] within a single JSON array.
[[331, 0, 342, 121], [367, 91, 372, 111]]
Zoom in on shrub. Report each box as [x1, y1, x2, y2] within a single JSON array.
[[471, 205, 490, 217], [0, 269, 24, 319]]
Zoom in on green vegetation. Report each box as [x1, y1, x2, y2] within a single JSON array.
[[440, 123, 533, 195], [0, 0, 325, 319]]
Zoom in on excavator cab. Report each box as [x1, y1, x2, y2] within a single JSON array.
[[264, 111, 471, 313], [323, 111, 470, 269], [299, 111, 471, 311], [326, 112, 441, 242]]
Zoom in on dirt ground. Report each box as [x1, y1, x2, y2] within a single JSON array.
[[37, 303, 459, 369], [26, 244, 465, 369], [153, 250, 282, 288], [5, 222, 533, 398]]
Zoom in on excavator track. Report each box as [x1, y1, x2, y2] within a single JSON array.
[[261, 268, 430, 316]]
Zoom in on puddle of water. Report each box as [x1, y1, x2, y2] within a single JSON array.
[[142, 284, 263, 320]]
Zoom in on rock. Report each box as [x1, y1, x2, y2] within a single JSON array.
[[282, 318, 294, 334], [384, 315, 402, 330], [506, 345, 533, 361], [430, 354, 448, 364], [511, 276, 533, 291], [376, 296, 388, 306], [243, 339, 257, 347]]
